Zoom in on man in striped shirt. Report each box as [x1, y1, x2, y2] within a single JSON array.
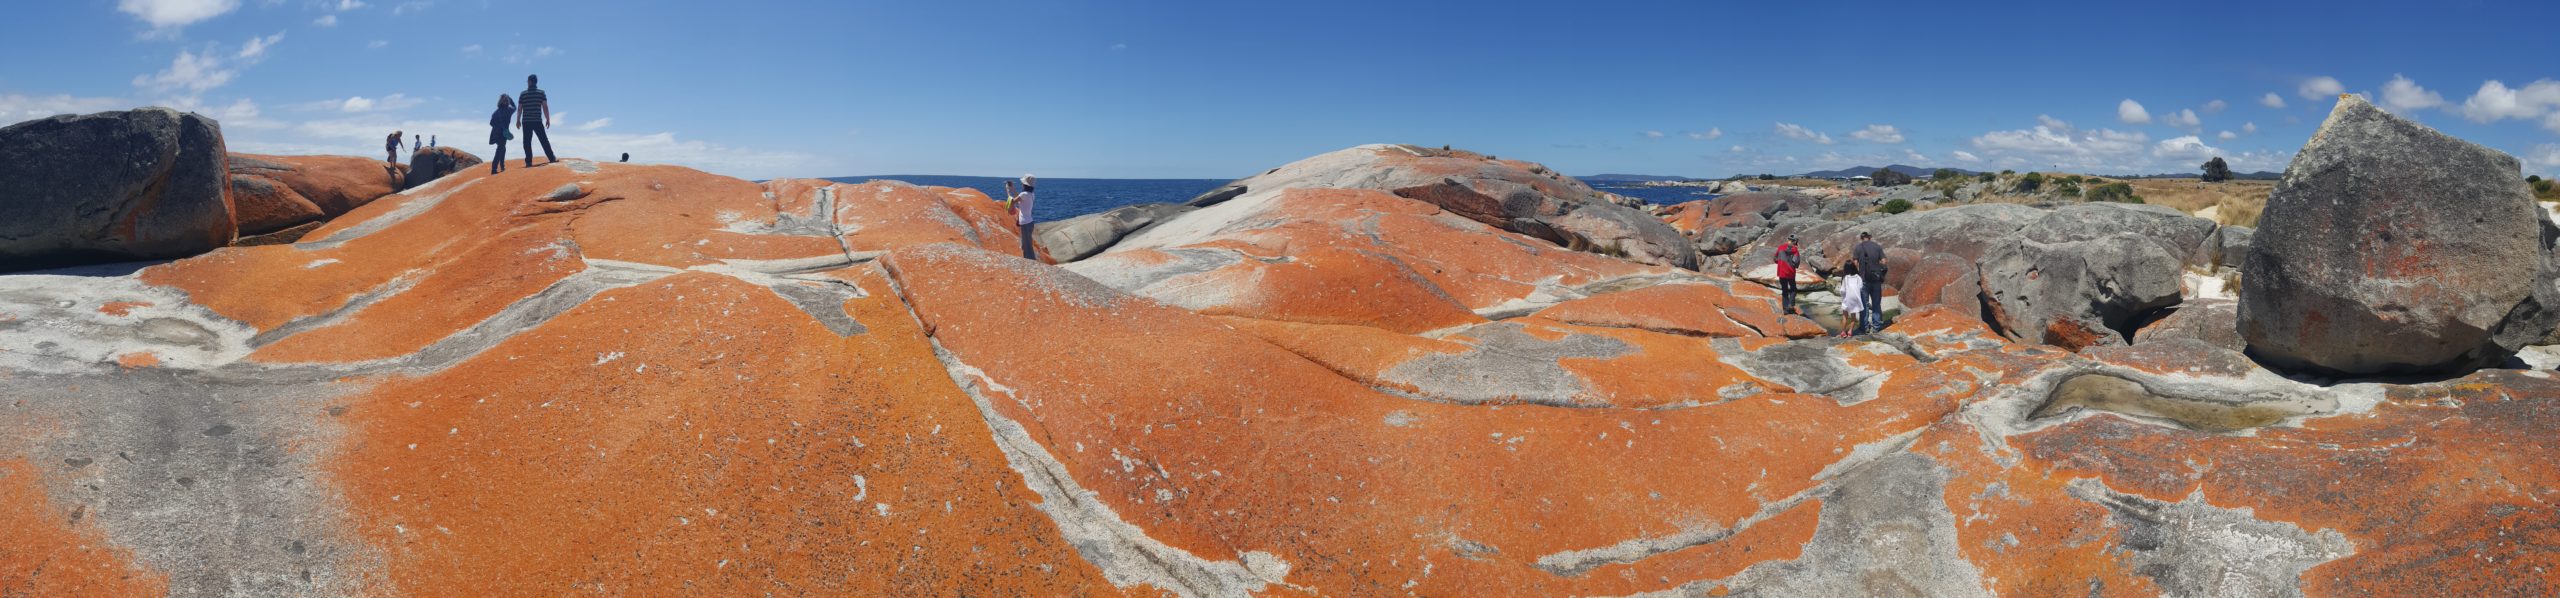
[[519, 74, 556, 168]]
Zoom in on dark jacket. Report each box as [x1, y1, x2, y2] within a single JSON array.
[[1853, 240, 1886, 280], [488, 102, 517, 145]]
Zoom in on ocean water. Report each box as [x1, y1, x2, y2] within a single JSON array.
[[825, 175, 1708, 221]]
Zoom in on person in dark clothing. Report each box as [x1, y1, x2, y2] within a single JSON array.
[[489, 94, 517, 175], [385, 130, 402, 164], [413, 134, 421, 152], [620, 153, 629, 163], [1773, 234, 1803, 315], [1852, 232, 1887, 334], [518, 74, 556, 168]]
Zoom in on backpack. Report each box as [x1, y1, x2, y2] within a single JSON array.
[[1777, 245, 1800, 268]]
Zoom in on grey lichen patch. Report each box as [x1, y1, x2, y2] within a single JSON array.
[[1715, 337, 1888, 406], [2066, 478, 2354, 598], [1381, 322, 1630, 406], [301, 177, 485, 247], [0, 275, 256, 373], [1640, 452, 1993, 597], [763, 278, 870, 337]]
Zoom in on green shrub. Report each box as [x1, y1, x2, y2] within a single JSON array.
[[2087, 182, 2140, 203], [2529, 175, 2542, 183], [2014, 172, 2045, 193], [1881, 199, 1914, 214], [1933, 168, 1964, 181], [1977, 172, 1996, 183], [2055, 180, 2083, 197]]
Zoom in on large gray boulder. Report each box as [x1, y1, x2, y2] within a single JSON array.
[[1034, 202, 1196, 262], [2135, 298, 2245, 353], [0, 108, 235, 272], [1813, 203, 2047, 287], [403, 146, 485, 189], [1978, 232, 2184, 350], [2238, 94, 2560, 376], [1117, 145, 1699, 270], [2018, 203, 2221, 268]]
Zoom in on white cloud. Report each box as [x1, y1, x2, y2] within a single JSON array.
[[313, 14, 337, 27], [1851, 124, 1904, 144], [1643, 130, 1664, 139], [2036, 114, 2072, 131], [367, 39, 389, 49], [2532, 144, 2560, 175], [2163, 108, 2200, 130], [2217, 130, 2237, 141], [1687, 127, 1723, 140], [0, 93, 132, 124], [2261, 92, 2286, 108], [331, 0, 365, 9], [1902, 149, 1928, 163], [2243, 121, 2258, 134], [294, 92, 420, 113], [390, 0, 432, 16], [2202, 99, 2228, 114], [2298, 76, 2345, 100], [461, 44, 483, 57], [500, 45, 562, 65], [1109, 42, 1128, 51], [118, 0, 240, 34], [1773, 122, 1832, 144], [2379, 74, 2446, 111], [1728, 145, 1744, 153], [2455, 79, 2560, 123], [133, 49, 235, 93], [575, 118, 612, 132], [2118, 99, 2151, 124], [1950, 150, 1981, 162], [338, 96, 373, 112], [1969, 119, 2152, 171], [236, 31, 284, 61], [2152, 135, 2222, 161]]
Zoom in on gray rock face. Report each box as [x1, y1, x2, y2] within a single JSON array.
[[2019, 203, 2221, 268], [403, 146, 485, 189], [1118, 145, 1699, 270], [2135, 298, 2244, 352], [1979, 232, 2184, 349], [2239, 94, 2556, 375], [1697, 224, 1770, 256], [1817, 204, 2047, 287], [1035, 202, 1197, 262], [2206, 225, 2254, 271], [0, 108, 234, 271], [1185, 184, 1246, 208]]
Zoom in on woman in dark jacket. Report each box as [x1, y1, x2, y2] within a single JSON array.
[[488, 94, 517, 175]]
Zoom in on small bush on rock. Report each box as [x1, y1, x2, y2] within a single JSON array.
[[1881, 199, 1914, 214]]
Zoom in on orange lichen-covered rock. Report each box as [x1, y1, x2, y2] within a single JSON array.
[[227, 153, 410, 235], [0, 459, 166, 596]]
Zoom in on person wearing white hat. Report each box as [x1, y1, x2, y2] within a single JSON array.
[[1003, 175, 1039, 261]]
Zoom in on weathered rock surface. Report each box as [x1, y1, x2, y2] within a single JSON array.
[[2240, 94, 2559, 376], [0, 108, 234, 271], [1032, 202, 1194, 262], [2136, 297, 2244, 352], [1135, 144, 1698, 269], [1979, 232, 2184, 350], [401, 146, 485, 189], [5, 144, 2558, 596], [227, 154, 409, 235], [1822, 203, 2046, 288], [2016, 203, 2221, 268]]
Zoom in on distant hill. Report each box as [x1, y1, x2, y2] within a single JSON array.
[[1579, 174, 1698, 183], [1794, 165, 1979, 179]]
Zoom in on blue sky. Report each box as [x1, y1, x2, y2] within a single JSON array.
[[6, 0, 2560, 180]]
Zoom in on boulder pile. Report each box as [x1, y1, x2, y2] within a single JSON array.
[[0, 108, 233, 271]]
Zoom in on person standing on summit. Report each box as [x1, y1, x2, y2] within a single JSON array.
[[384, 130, 402, 164], [488, 94, 516, 175], [1773, 234, 1802, 315], [1852, 231, 1887, 334], [518, 74, 556, 168], [1004, 175, 1038, 261]]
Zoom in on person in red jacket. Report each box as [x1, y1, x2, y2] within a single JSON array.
[[1773, 234, 1802, 315]]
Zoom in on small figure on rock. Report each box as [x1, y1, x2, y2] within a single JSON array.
[[519, 74, 557, 168], [1852, 231, 1887, 334], [488, 94, 516, 175], [620, 152, 629, 163], [1005, 175, 1038, 261], [413, 134, 421, 153], [1773, 234, 1803, 315], [385, 130, 402, 164], [429, 135, 436, 148]]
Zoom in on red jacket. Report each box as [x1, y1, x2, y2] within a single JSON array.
[[1774, 242, 1800, 278]]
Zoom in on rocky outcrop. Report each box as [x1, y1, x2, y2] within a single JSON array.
[[402, 146, 485, 189], [1661, 192, 1820, 255], [1128, 144, 1698, 269], [1896, 252, 1986, 321], [1810, 204, 2044, 288], [2239, 94, 2560, 376], [1979, 232, 2184, 350], [6, 145, 2559, 596], [2135, 297, 2244, 352], [0, 108, 233, 271], [227, 154, 409, 236], [2016, 203, 2220, 268], [1031, 202, 1194, 262]]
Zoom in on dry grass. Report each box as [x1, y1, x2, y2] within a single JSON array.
[[2127, 179, 2272, 226], [1737, 178, 1841, 189]]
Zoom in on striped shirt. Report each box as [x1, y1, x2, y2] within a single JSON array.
[[518, 87, 548, 127]]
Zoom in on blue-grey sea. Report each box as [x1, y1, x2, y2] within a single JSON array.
[[829, 175, 1708, 221]]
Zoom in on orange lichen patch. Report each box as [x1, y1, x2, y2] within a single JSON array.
[[794, 180, 1036, 257], [1658, 200, 1713, 235], [558, 171, 843, 268], [112, 352, 160, 369], [1525, 283, 1764, 338], [1912, 420, 2153, 596], [324, 270, 1116, 594], [1583, 498, 1823, 593], [1192, 244, 1486, 333], [232, 153, 409, 215], [249, 222, 587, 364], [95, 301, 152, 317], [1213, 316, 1463, 396], [883, 243, 1975, 594], [0, 459, 168, 596]]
